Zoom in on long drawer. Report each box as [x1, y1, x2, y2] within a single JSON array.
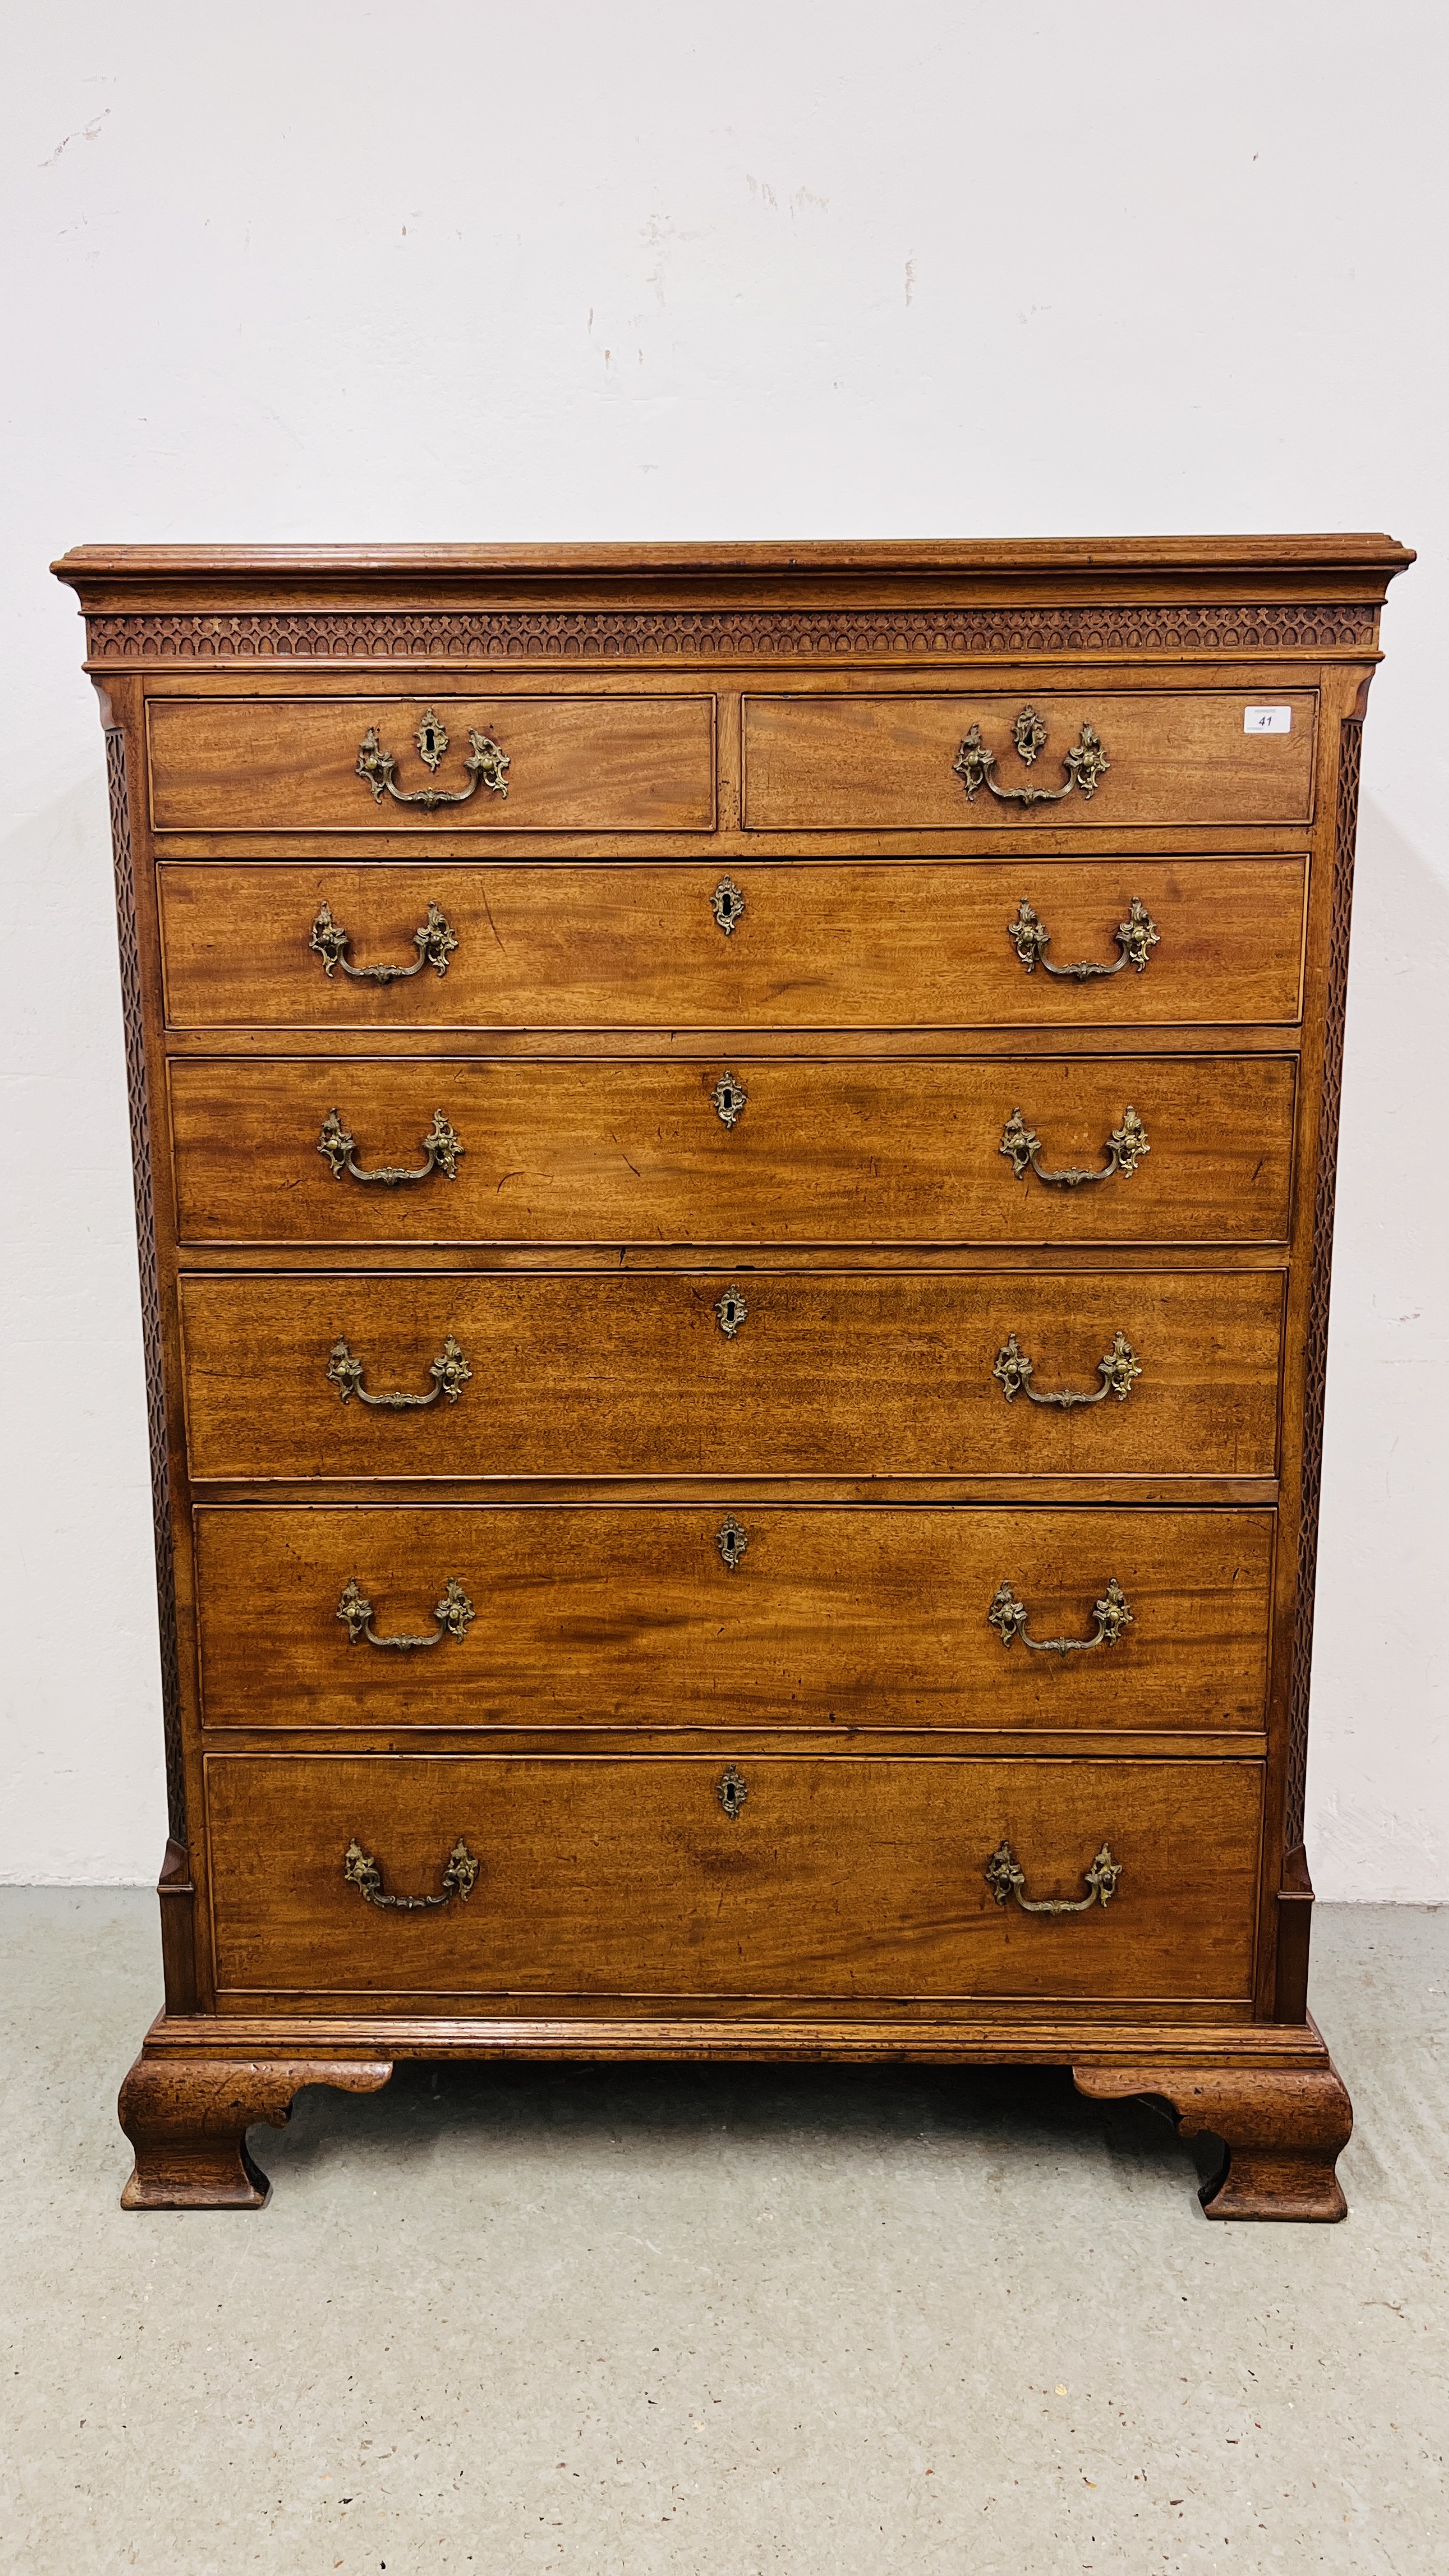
[[167, 1056, 1297, 1246], [742, 689, 1318, 830], [146, 694, 717, 835], [157, 858, 1309, 1031], [204, 1752, 1263, 2003], [194, 1504, 1275, 1733], [179, 1270, 1285, 1482]]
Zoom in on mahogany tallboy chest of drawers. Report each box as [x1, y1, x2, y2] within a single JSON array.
[[53, 536, 1411, 2216]]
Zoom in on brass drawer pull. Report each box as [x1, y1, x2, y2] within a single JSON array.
[[355, 709, 509, 809], [326, 1334, 471, 1409], [954, 704, 1110, 807], [1008, 895, 1158, 979], [986, 1839, 1122, 1913], [988, 1576, 1133, 1655], [717, 1765, 748, 1819], [999, 1103, 1148, 1187], [993, 1331, 1142, 1409], [343, 1836, 479, 1910], [318, 1107, 463, 1186], [336, 1575, 475, 1652], [712, 876, 746, 935], [309, 899, 457, 983]]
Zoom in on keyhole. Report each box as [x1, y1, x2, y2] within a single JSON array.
[[712, 1072, 747, 1130], [716, 1514, 749, 1569], [711, 877, 746, 937], [715, 1289, 747, 1338], [717, 1765, 747, 1819]]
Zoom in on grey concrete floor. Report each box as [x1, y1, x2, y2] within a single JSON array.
[[1, 1895, 1445, 2575]]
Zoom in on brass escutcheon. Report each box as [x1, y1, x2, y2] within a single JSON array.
[[712, 876, 746, 936], [716, 1514, 749, 1570], [717, 1766, 748, 1820], [711, 1070, 749, 1130], [715, 1288, 749, 1338], [414, 709, 448, 771]]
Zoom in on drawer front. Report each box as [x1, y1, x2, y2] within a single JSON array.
[[204, 1752, 1262, 2003], [157, 857, 1308, 1031], [195, 1505, 1275, 1733], [146, 696, 717, 835], [168, 1057, 1296, 1247], [742, 691, 1317, 831], [180, 1270, 1284, 1482]]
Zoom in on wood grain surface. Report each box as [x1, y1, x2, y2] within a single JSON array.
[[146, 694, 716, 834], [204, 1752, 1263, 2003], [179, 1268, 1285, 1483], [167, 1055, 1297, 1246], [742, 691, 1318, 830], [156, 857, 1308, 1031], [192, 1503, 1275, 1734], [118, 2055, 392, 2209], [1075, 2060, 1353, 2221]]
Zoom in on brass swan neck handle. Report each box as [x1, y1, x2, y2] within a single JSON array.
[[999, 1105, 1149, 1188], [326, 1335, 471, 1409], [343, 1837, 479, 1910], [356, 709, 509, 810], [336, 1575, 475, 1652], [1008, 896, 1158, 979], [954, 705, 1110, 808], [318, 1107, 463, 1186], [310, 899, 457, 982], [993, 1332, 1142, 1409], [986, 1840, 1123, 1913], [987, 1577, 1134, 1656]]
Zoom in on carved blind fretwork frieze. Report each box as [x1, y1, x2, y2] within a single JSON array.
[[107, 728, 187, 1846], [83, 601, 1379, 663]]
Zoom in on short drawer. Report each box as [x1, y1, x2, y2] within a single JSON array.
[[204, 1752, 1263, 2004], [179, 1269, 1285, 1482], [167, 1055, 1297, 1247], [742, 690, 1317, 831], [145, 694, 716, 835], [194, 1504, 1275, 1733], [156, 857, 1309, 1031]]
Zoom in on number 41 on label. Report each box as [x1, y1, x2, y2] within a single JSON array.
[[1244, 705, 1292, 734]]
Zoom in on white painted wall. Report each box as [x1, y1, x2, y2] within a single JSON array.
[[2, 1, 1445, 1891]]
